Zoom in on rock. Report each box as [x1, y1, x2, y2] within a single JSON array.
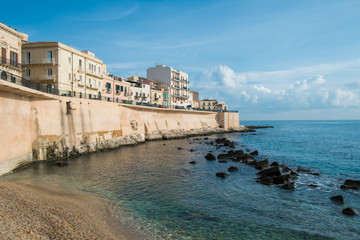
[[280, 182, 295, 190], [330, 195, 345, 204], [272, 174, 291, 185], [281, 165, 293, 173], [190, 149, 195, 152], [204, 137, 209, 140], [344, 179, 360, 186], [297, 167, 320, 176], [178, 147, 183, 150], [246, 148, 250, 152], [342, 207, 358, 216], [205, 153, 216, 161], [256, 177, 273, 185], [216, 172, 229, 178], [257, 166, 281, 177], [189, 161, 197, 164], [54, 162, 68, 167], [255, 159, 269, 170], [228, 166, 239, 172], [290, 171, 299, 180], [340, 185, 360, 190], [250, 150, 259, 155], [163, 143, 166, 145], [308, 172, 320, 176], [218, 150, 245, 160], [218, 160, 227, 163], [308, 184, 319, 188], [270, 162, 279, 166], [209, 141, 214, 145]]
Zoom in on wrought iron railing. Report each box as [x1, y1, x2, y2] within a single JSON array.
[[0, 57, 21, 68]]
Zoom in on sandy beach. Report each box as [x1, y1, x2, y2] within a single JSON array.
[[0, 180, 132, 240]]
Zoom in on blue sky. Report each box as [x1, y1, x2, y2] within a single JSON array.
[[3, 0, 360, 120]]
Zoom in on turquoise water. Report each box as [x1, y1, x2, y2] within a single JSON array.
[[3, 120, 360, 239]]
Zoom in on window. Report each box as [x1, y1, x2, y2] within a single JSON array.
[[79, 75, 82, 84], [69, 73, 71, 80], [25, 52, 30, 64], [79, 59, 82, 67], [47, 68, 52, 76], [25, 69, 30, 78], [105, 83, 111, 92], [10, 51, 18, 67], [47, 51, 52, 62], [116, 85, 120, 93], [1, 71, 7, 80], [79, 92, 82, 98], [69, 57, 71, 64], [120, 86, 124, 92]]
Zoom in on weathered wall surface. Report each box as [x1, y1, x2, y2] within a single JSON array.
[[0, 81, 241, 175]]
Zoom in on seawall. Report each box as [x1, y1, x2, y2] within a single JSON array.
[[0, 81, 243, 176]]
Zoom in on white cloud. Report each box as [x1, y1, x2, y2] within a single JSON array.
[[332, 89, 360, 107], [69, 4, 138, 21]]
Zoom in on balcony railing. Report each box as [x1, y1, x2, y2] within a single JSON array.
[[172, 77, 180, 81], [23, 58, 56, 65], [36, 75, 56, 82], [0, 58, 21, 68]]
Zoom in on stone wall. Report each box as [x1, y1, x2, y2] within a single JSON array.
[[0, 81, 241, 176]]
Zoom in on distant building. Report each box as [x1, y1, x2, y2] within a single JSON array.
[[140, 77, 170, 107], [22, 42, 107, 99], [0, 23, 28, 82], [200, 99, 228, 111], [147, 65, 189, 108], [102, 75, 130, 103], [189, 91, 200, 108], [126, 76, 151, 105]]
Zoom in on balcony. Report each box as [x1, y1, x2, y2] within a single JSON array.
[[172, 85, 180, 89], [86, 84, 99, 90], [23, 58, 56, 65], [0, 58, 21, 69], [172, 77, 180, 81], [34, 75, 57, 83]]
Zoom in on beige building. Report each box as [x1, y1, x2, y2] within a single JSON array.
[[126, 76, 151, 105], [22, 42, 107, 99], [0, 23, 28, 82], [189, 91, 200, 108], [147, 65, 189, 108], [200, 99, 228, 111]]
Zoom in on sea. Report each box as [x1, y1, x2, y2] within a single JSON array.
[[3, 120, 360, 240]]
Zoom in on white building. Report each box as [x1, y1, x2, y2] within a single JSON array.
[[126, 76, 151, 105], [147, 65, 189, 108]]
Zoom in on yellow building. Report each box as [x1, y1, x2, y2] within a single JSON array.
[[22, 42, 107, 99], [200, 99, 228, 111], [0, 23, 28, 82]]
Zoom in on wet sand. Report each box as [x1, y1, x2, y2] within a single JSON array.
[[0, 180, 134, 240]]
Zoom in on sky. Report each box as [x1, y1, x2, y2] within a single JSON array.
[[3, 0, 360, 120]]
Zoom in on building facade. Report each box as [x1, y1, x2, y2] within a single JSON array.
[[126, 76, 151, 105], [103, 75, 130, 103], [0, 23, 28, 83], [200, 99, 228, 111], [147, 65, 189, 108], [22, 42, 106, 99], [189, 91, 200, 108]]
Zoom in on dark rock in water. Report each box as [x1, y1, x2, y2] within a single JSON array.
[[190, 149, 195, 152], [330, 195, 345, 204], [250, 150, 259, 155], [228, 166, 239, 172], [216, 172, 229, 178], [255, 159, 269, 170], [246, 126, 274, 129], [189, 161, 197, 164], [215, 138, 236, 148], [223, 150, 226, 152], [340, 185, 360, 190], [55, 162, 68, 167], [281, 166, 293, 173], [270, 162, 279, 167], [273, 174, 291, 185], [209, 141, 214, 145], [218, 150, 245, 160], [246, 148, 250, 152], [344, 179, 360, 186], [290, 171, 299, 180], [308, 172, 320, 176], [205, 153, 216, 161], [177, 147, 183, 150], [248, 160, 257, 166], [280, 182, 294, 190], [342, 207, 358, 216], [256, 177, 273, 185], [257, 166, 281, 177], [308, 184, 319, 188], [297, 167, 311, 173], [218, 160, 227, 163], [204, 137, 209, 140], [232, 158, 241, 162]]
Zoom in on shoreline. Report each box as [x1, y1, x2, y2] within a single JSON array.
[[0, 180, 144, 240]]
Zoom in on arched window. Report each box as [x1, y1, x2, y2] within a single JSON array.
[[1, 71, 7, 80]]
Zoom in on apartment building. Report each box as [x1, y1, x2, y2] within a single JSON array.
[[146, 65, 189, 108], [200, 99, 228, 111], [189, 91, 200, 108], [103, 75, 130, 103], [22, 42, 106, 99], [126, 76, 151, 105], [0, 23, 28, 82]]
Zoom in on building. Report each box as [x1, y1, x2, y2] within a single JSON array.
[[200, 99, 228, 111], [22, 42, 107, 99], [147, 65, 189, 108], [189, 91, 200, 108], [103, 75, 130, 103], [126, 76, 151, 105], [0, 23, 28, 83]]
